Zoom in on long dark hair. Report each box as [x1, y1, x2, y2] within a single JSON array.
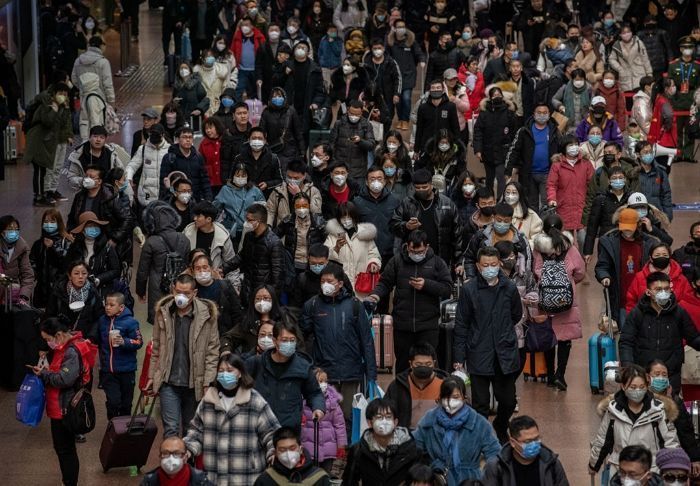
[[215, 353, 255, 389], [542, 213, 571, 255], [340, 0, 365, 12], [244, 284, 284, 330], [502, 180, 531, 218]]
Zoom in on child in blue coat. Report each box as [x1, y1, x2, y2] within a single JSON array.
[[98, 291, 143, 419]]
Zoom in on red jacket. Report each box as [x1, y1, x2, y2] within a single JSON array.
[[681, 291, 700, 331], [230, 27, 266, 67], [44, 333, 94, 419], [648, 94, 677, 147], [625, 259, 692, 313], [199, 136, 223, 186], [458, 65, 485, 118], [595, 83, 627, 130], [546, 154, 594, 231]]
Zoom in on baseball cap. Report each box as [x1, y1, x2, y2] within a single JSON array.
[[627, 192, 648, 207], [443, 68, 458, 80], [618, 208, 640, 232], [141, 107, 160, 119], [591, 96, 607, 106]]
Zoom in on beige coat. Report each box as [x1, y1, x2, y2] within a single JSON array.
[[266, 182, 323, 227], [574, 49, 604, 86], [324, 220, 381, 297], [608, 38, 653, 92], [149, 296, 220, 401], [511, 206, 543, 248], [194, 62, 229, 117]]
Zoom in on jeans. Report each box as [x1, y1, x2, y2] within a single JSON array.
[[485, 163, 506, 200], [397, 88, 413, 121], [236, 70, 257, 99], [46, 142, 67, 192], [51, 418, 79, 486], [470, 366, 518, 443], [100, 370, 136, 420], [525, 172, 549, 212], [393, 328, 440, 374], [159, 383, 197, 438]]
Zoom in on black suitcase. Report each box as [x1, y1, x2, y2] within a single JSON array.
[[0, 306, 40, 390], [99, 392, 158, 472]]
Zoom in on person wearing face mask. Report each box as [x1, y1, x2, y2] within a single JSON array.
[[633, 141, 675, 222], [255, 426, 330, 485], [193, 49, 229, 118], [246, 320, 325, 431], [367, 229, 452, 370], [231, 17, 266, 100], [343, 398, 425, 485], [66, 124, 123, 194], [575, 96, 624, 148], [290, 243, 354, 308], [308, 142, 333, 188], [130, 107, 162, 157], [274, 192, 326, 270], [672, 222, 700, 283], [29, 209, 72, 308], [414, 80, 460, 155], [460, 186, 494, 246], [375, 130, 411, 175], [329, 100, 376, 179], [387, 21, 426, 131], [620, 272, 700, 393], [332, 0, 368, 33], [608, 25, 652, 96], [165, 178, 194, 233], [159, 127, 213, 202], [184, 353, 280, 484], [172, 62, 210, 119], [300, 263, 377, 425], [550, 68, 592, 132], [328, 56, 367, 107], [415, 128, 466, 194], [606, 445, 665, 486], [0, 215, 34, 311], [183, 201, 237, 276], [424, 32, 465, 91], [590, 366, 680, 479], [449, 169, 479, 230], [304, 1, 331, 56], [655, 448, 694, 486], [266, 160, 322, 228], [158, 102, 185, 143], [648, 78, 680, 173], [595, 70, 628, 131], [413, 376, 500, 483], [232, 127, 283, 197], [259, 87, 306, 169], [214, 163, 265, 241], [384, 343, 448, 429], [127, 123, 172, 208], [145, 274, 219, 439], [482, 415, 569, 485], [285, 39, 327, 135], [211, 34, 236, 80], [584, 167, 633, 258], [666, 37, 700, 162], [141, 436, 215, 485], [361, 39, 402, 125], [580, 125, 606, 168]]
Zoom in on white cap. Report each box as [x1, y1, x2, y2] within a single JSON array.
[[591, 96, 607, 106], [627, 192, 648, 206]]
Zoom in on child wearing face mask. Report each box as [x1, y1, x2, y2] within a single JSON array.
[[300, 368, 347, 474]]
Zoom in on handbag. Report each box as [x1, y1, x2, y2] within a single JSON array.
[[355, 266, 379, 294], [268, 110, 292, 153], [311, 106, 331, 129], [682, 345, 700, 385], [16, 373, 45, 427], [524, 308, 557, 352], [551, 111, 568, 132], [62, 346, 96, 435]]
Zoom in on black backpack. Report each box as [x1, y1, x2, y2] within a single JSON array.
[[538, 257, 574, 314], [158, 235, 186, 293], [22, 99, 41, 134]]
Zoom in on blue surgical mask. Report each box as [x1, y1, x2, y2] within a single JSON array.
[[588, 134, 602, 146], [636, 208, 648, 219], [641, 153, 655, 165], [610, 179, 625, 190], [383, 167, 397, 177], [205, 56, 216, 66], [278, 341, 297, 357], [462, 32, 471, 41], [493, 221, 511, 235], [511, 50, 519, 60], [221, 98, 234, 108], [604, 18, 615, 28], [119, 181, 129, 193], [310, 263, 326, 275], [217, 371, 238, 390], [521, 440, 542, 459], [43, 222, 58, 234], [84, 226, 101, 239], [3, 229, 20, 244], [271, 96, 285, 107], [481, 266, 500, 280], [650, 376, 669, 393]]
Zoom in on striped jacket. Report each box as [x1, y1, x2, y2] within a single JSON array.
[[184, 386, 280, 486]]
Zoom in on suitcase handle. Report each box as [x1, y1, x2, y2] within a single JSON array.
[[127, 390, 157, 433], [603, 287, 614, 338], [313, 417, 319, 466]]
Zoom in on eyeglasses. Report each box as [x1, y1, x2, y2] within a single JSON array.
[[372, 414, 394, 421], [160, 451, 187, 459], [278, 338, 297, 344], [662, 473, 689, 482]]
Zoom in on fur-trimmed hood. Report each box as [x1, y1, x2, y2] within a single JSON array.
[[325, 219, 377, 241], [532, 231, 574, 256], [479, 96, 516, 112], [387, 29, 415, 47], [596, 392, 678, 421], [611, 203, 671, 230]]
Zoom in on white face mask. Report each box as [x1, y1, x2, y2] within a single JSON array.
[[566, 144, 580, 157], [342, 64, 354, 75], [241, 25, 252, 35], [233, 176, 248, 187], [174, 293, 190, 309], [620, 477, 643, 486], [277, 450, 301, 469], [438, 143, 451, 152], [85, 19, 95, 30], [387, 143, 399, 153], [287, 25, 298, 35], [258, 335, 275, 350], [372, 418, 395, 436], [348, 115, 361, 123], [504, 193, 519, 205], [319, 382, 328, 393], [255, 299, 273, 314], [573, 80, 585, 89], [369, 180, 384, 193], [372, 48, 384, 58], [603, 78, 615, 88], [82, 177, 96, 189], [332, 174, 347, 186], [180, 68, 190, 78], [294, 47, 307, 58], [160, 454, 185, 475], [683, 48, 694, 57], [269, 31, 280, 41], [442, 398, 464, 414], [195, 271, 212, 285], [321, 282, 336, 296], [250, 139, 265, 151], [341, 217, 354, 229], [311, 155, 324, 167], [296, 207, 310, 218], [177, 192, 192, 203]]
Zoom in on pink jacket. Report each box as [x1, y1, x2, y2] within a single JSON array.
[[533, 233, 586, 342], [301, 385, 347, 462], [546, 154, 594, 231]]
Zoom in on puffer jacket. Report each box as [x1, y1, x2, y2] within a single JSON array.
[[135, 201, 191, 323], [301, 385, 347, 461], [275, 213, 326, 267], [46, 279, 103, 341], [246, 350, 325, 430], [0, 237, 35, 304], [126, 139, 172, 206], [372, 247, 452, 333], [589, 390, 680, 474], [29, 232, 71, 307], [533, 233, 586, 342], [608, 38, 653, 92], [575, 113, 624, 147], [384, 368, 449, 428], [173, 73, 210, 117], [463, 224, 532, 280], [194, 62, 228, 117], [214, 182, 266, 238], [387, 29, 425, 90], [638, 162, 673, 221], [352, 186, 401, 257], [632, 90, 652, 135], [329, 66, 369, 105], [71, 46, 115, 103], [582, 159, 641, 225], [324, 220, 381, 296], [159, 144, 212, 202], [231, 227, 285, 303], [673, 242, 700, 283], [141, 466, 215, 486], [41, 333, 89, 420], [473, 97, 517, 166], [637, 27, 673, 74], [266, 182, 323, 228], [583, 190, 631, 255], [595, 83, 627, 130], [233, 144, 283, 197], [65, 232, 121, 297], [258, 97, 305, 159], [67, 141, 126, 192], [329, 114, 376, 180], [482, 443, 569, 486], [77, 72, 106, 140], [183, 222, 236, 274], [625, 260, 691, 313], [414, 95, 460, 154], [67, 185, 132, 245], [97, 307, 143, 373], [546, 154, 594, 231], [391, 190, 464, 267]]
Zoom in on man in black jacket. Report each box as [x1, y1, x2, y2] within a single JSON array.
[[363, 39, 402, 125], [329, 101, 376, 180], [672, 221, 700, 282], [482, 415, 569, 485], [508, 59, 535, 127], [142, 436, 215, 486], [387, 21, 425, 130], [414, 81, 461, 155], [638, 17, 674, 77], [255, 427, 330, 486], [619, 271, 700, 393], [290, 243, 353, 308], [159, 127, 212, 202], [424, 32, 464, 91], [368, 230, 452, 373], [453, 246, 523, 443], [234, 128, 283, 198], [384, 343, 448, 429], [287, 40, 326, 135]]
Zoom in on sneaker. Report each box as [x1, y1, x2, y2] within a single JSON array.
[[75, 434, 86, 443], [33, 195, 54, 207], [43, 192, 57, 204], [51, 190, 69, 202]]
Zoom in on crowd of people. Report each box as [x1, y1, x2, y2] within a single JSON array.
[[4, 0, 700, 485]]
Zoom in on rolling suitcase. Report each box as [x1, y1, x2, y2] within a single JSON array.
[[313, 417, 319, 466], [523, 352, 547, 382], [438, 278, 462, 370], [99, 392, 157, 472], [686, 400, 700, 439], [372, 314, 394, 373], [589, 288, 617, 394], [3, 123, 18, 162]]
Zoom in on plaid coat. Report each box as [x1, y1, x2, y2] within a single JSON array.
[[184, 386, 280, 486]]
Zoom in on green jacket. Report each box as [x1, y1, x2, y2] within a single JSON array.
[[24, 91, 72, 168], [581, 158, 640, 226]]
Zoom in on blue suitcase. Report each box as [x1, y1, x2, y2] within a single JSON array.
[[589, 288, 617, 394]]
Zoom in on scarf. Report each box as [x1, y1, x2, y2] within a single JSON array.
[[68, 281, 91, 304], [562, 82, 590, 126], [435, 405, 471, 469], [157, 463, 192, 486]]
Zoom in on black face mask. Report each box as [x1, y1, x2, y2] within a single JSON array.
[[569, 36, 579, 44], [480, 206, 495, 217], [603, 154, 616, 165], [491, 97, 504, 106], [651, 256, 670, 270], [412, 366, 433, 380], [444, 41, 453, 50], [593, 106, 606, 116], [501, 258, 516, 272], [149, 133, 163, 145], [415, 189, 432, 200]]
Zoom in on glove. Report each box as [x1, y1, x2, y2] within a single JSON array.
[[336, 447, 346, 459]]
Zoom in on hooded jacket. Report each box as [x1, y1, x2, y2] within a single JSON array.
[[387, 29, 425, 90], [324, 220, 381, 295], [301, 384, 347, 462], [625, 260, 691, 313], [352, 186, 401, 257], [473, 97, 518, 166], [126, 138, 172, 206], [0, 237, 35, 303], [673, 242, 700, 283], [173, 73, 210, 117], [97, 307, 143, 373], [384, 368, 449, 428], [372, 247, 452, 333], [234, 144, 283, 197], [505, 117, 562, 186], [231, 226, 285, 302], [463, 223, 533, 280], [638, 161, 673, 221], [23, 90, 72, 169], [246, 349, 325, 431], [582, 159, 641, 225], [329, 114, 376, 180], [546, 154, 594, 231], [214, 182, 266, 237], [266, 181, 323, 228], [414, 95, 461, 154], [159, 144, 212, 202], [77, 72, 107, 140], [608, 37, 653, 92], [135, 201, 191, 323], [482, 443, 569, 486], [71, 46, 115, 103]]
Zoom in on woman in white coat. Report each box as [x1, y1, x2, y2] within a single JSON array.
[[501, 181, 542, 247], [194, 49, 230, 117], [324, 201, 381, 298]]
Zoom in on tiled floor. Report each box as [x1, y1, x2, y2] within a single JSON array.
[[1, 5, 700, 485]]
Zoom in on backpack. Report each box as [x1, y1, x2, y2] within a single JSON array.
[[538, 257, 573, 314], [22, 99, 41, 134], [85, 93, 121, 135], [158, 235, 186, 294]]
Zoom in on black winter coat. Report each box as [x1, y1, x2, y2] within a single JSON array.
[[329, 67, 368, 105], [463, 224, 532, 279], [387, 30, 425, 90], [329, 115, 376, 180], [453, 273, 523, 375], [66, 233, 121, 299], [372, 247, 453, 333], [424, 46, 464, 90], [638, 27, 674, 74], [673, 242, 700, 283], [29, 233, 71, 308], [232, 227, 284, 303], [246, 350, 325, 431], [482, 443, 569, 486], [620, 295, 700, 379], [352, 186, 401, 257], [287, 59, 327, 132], [259, 103, 305, 158], [274, 213, 326, 266], [172, 74, 210, 117], [289, 269, 354, 309], [384, 368, 449, 428], [320, 176, 361, 220], [391, 190, 464, 267], [414, 95, 461, 154], [196, 279, 243, 338], [159, 145, 213, 202], [141, 466, 215, 486], [362, 54, 402, 104], [670, 394, 700, 461], [233, 145, 283, 197], [583, 190, 631, 255], [473, 99, 518, 166], [45, 279, 103, 342], [67, 185, 131, 244]]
